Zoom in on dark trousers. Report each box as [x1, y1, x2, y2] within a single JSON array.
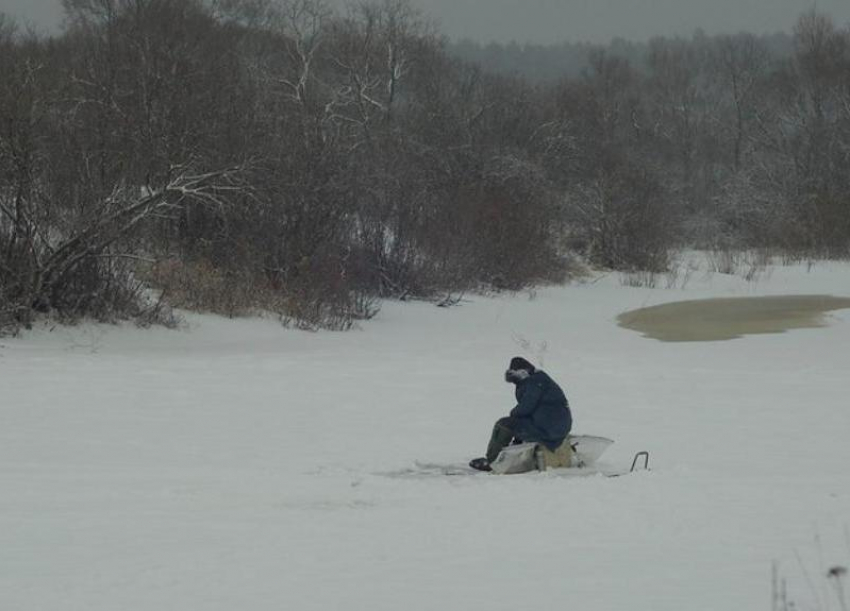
[[486, 417, 523, 463]]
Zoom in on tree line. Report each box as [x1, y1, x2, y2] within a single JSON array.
[[447, 32, 797, 83], [1, 0, 849, 333]]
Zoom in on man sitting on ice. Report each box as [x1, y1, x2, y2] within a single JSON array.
[[469, 357, 572, 472]]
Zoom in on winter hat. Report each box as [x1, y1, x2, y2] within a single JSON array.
[[508, 356, 535, 374]]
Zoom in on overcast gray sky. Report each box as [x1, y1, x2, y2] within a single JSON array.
[[3, 0, 850, 43]]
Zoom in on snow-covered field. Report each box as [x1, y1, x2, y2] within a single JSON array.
[[2, 258, 850, 611]]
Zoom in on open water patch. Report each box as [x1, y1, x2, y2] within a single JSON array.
[[617, 294, 850, 342]]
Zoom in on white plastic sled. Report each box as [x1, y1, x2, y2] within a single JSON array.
[[490, 434, 615, 475]]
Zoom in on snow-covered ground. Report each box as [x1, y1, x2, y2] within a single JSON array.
[[2, 258, 850, 611]]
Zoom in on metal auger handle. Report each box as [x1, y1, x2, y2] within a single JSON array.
[[630, 451, 650, 473]]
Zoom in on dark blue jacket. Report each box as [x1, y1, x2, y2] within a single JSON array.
[[509, 370, 572, 450]]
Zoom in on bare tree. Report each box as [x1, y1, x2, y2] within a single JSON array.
[[712, 34, 769, 172]]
